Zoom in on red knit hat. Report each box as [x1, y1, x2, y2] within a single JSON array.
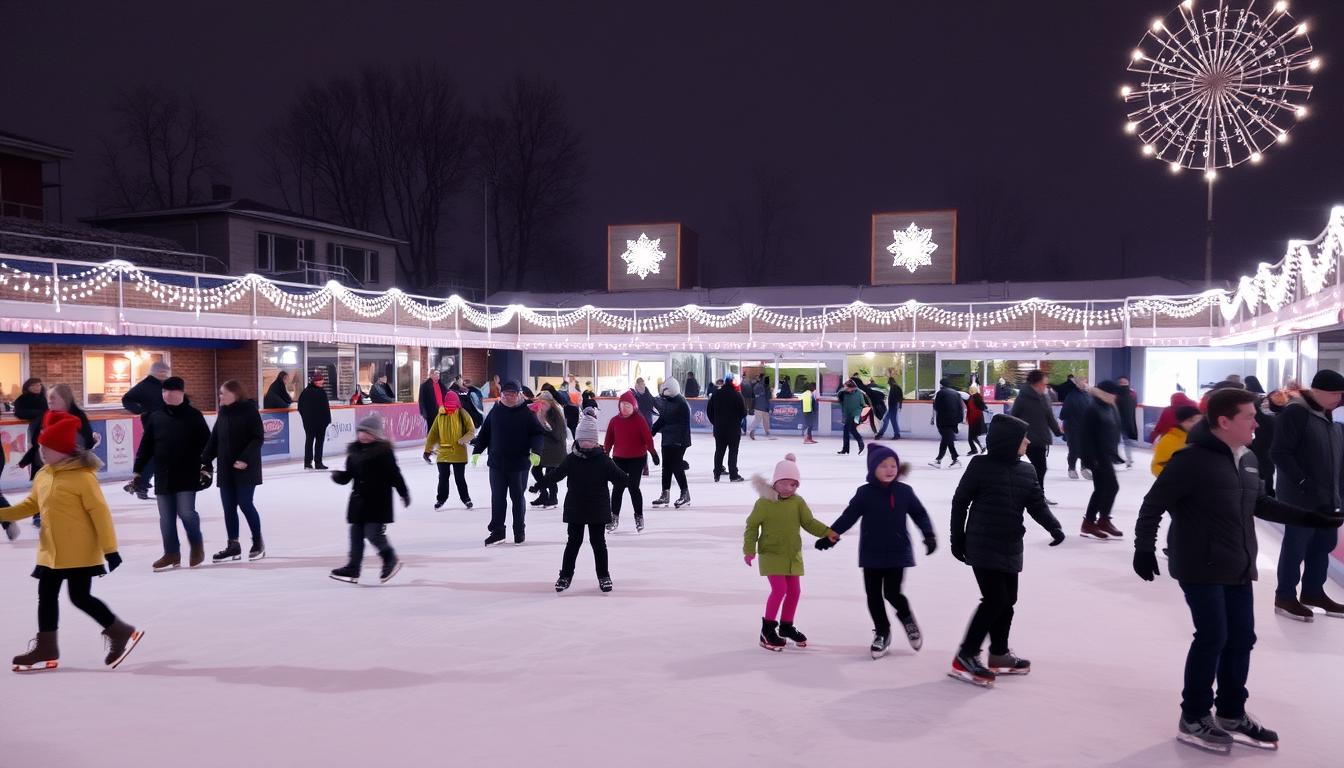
[[38, 410, 83, 455]]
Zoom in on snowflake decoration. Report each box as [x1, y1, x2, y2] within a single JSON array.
[[621, 233, 667, 280], [887, 223, 938, 273]]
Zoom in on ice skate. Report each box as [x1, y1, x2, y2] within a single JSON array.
[[152, 553, 181, 572], [870, 630, 891, 659], [1300, 593, 1344, 618], [1216, 714, 1279, 750], [1079, 520, 1110, 540], [778, 622, 807, 648], [606, 517, 619, 534], [673, 491, 691, 508], [102, 620, 144, 669], [212, 540, 241, 564], [759, 619, 785, 652], [651, 491, 670, 507], [484, 531, 506, 547], [900, 614, 923, 651], [987, 651, 1030, 675], [1081, 468, 1092, 480], [189, 544, 205, 568], [1068, 468, 1079, 480], [634, 514, 645, 533], [1097, 518, 1124, 538], [948, 458, 961, 468], [329, 565, 360, 583], [599, 576, 613, 593], [12, 632, 58, 673], [729, 474, 745, 483], [379, 558, 402, 583], [4, 523, 20, 541], [513, 531, 526, 546], [1177, 715, 1233, 753], [927, 459, 942, 469], [948, 654, 995, 688], [1274, 597, 1315, 622], [434, 499, 446, 510], [464, 500, 473, 509], [554, 574, 571, 593], [249, 539, 265, 561]]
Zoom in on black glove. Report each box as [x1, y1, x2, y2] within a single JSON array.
[[1049, 529, 1066, 546], [330, 470, 349, 485], [924, 537, 937, 556], [105, 552, 122, 572], [651, 451, 660, 466], [1133, 550, 1161, 581], [423, 452, 433, 464], [814, 537, 836, 551], [950, 538, 967, 563], [1305, 509, 1344, 528], [401, 493, 411, 508]]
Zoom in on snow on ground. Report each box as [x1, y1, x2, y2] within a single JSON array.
[[1, 434, 1341, 768]]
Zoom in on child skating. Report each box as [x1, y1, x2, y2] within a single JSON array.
[[948, 414, 1065, 687], [423, 390, 476, 510], [4, 411, 143, 672], [330, 414, 410, 585], [543, 408, 629, 593], [743, 454, 837, 651], [815, 444, 935, 658]]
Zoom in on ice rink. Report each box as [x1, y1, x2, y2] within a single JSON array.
[[2, 434, 1341, 767]]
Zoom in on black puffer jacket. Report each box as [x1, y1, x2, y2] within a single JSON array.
[[331, 440, 409, 525], [543, 444, 629, 525], [370, 382, 396, 404], [470, 401, 550, 472], [1115, 386, 1139, 440], [263, 376, 293, 409], [634, 388, 659, 425], [1079, 394, 1121, 469], [932, 385, 964, 428], [651, 394, 692, 447], [1009, 385, 1061, 447], [202, 399, 264, 486], [14, 391, 48, 472], [121, 375, 164, 420], [1136, 420, 1331, 585], [134, 398, 211, 494], [1270, 394, 1343, 511], [297, 384, 332, 432], [706, 385, 747, 439], [950, 415, 1063, 573], [23, 406, 95, 471]]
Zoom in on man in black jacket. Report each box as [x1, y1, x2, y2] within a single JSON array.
[[418, 370, 446, 428], [1269, 369, 1344, 621], [297, 373, 332, 470], [706, 374, 747, 482], [122, 360, 170, 498], [684, 372, 701, 399], [133, 377, 211, 571], [1116, 376, 1140, 469], [1079, 382, 1124, 540], [1010, 370, 1064, 505], [369, 373, 396, 404], [1060, 384, 1091, 479], [1134, 387, 1343, 753], [471, 380, 551, 546], [929, 379, 964, 469]]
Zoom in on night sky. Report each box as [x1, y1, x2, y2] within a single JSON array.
[[4, 0, 1343, 292]]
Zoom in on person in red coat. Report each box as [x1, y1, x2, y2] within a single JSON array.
[[604, 391, 659, 534]]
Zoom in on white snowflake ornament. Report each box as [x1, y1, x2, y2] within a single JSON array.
[[887, 223, 938, 273], [621, 233, 667, 280]]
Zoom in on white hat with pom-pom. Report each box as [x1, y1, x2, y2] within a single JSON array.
[[771, 453, 801, 486]]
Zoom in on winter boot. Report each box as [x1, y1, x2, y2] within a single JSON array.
[[212, 540, 242, 564], [1097, 518, 1124, 538], [987, 651, 1031, 675], [152, 553, 181, 572], [1177, 715, 1233, 753], [249, 538, 266, 561], [1274, 597, 1315, 622], [189, 544, 205, 568], [634, 513, 645, 533], [1215, 713, 1279, 750], [329, 565, 360, 583], [948, 653, 996, 687], [1300, 593, 1344, 618], [554, 573, 572, 593], [900, 613, 923, 651], [12, 631, 59, 672], [1079, 520, 1111, 540], [778, 622, 808, 647], [870, 630, 891, 659], [599, 576, 613, 593], [379, 557, 403, 584], [651, 490, 670, 507], [101, 619, 144, 669], [759, 619, 786, 652], [673, 490, 692, 508]]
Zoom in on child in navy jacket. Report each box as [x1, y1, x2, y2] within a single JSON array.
[[816, 444, 936, 658]]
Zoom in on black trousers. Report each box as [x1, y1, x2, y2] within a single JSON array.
[[436, 462, 470, 505], [304, 429, 325, 467], [959, 567, 1019, 657], [561, 522, 610, 578], [936, 426, 959, 461], [1085, 459, 1119, 523], [661, 444, 688, 493], [1026, 444, 1049, 490], [841, 419, 864, 452], [531, 465, 557, 505], [1180, 582, 1254, 722], [488, 467, 528, 535], [713, 433, 740, 477], [347, 522, 395, 567], [612, 456, 646, 518], [38, 572, 116, 632], [863, 567, 911, 633]]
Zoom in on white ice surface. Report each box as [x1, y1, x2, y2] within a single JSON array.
[[1, 436, 1341, 768]]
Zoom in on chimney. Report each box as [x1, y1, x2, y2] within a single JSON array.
[[211, 183, 233, 201]]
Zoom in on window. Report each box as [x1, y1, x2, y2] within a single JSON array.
[[0, 347, 27, 408], [529, 359, 564, 394], [396, 346, 417, 402], [306, 343, 356, 401], [596, 360, 629, 397], [357, 344, 394, 396], [429, 348, 460, 378], [83, 350, 169, 408], [332, 244, 379, 284], [258, 342, 303, 405], [257, 233, 313, 274]]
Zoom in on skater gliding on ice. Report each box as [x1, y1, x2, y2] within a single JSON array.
[[543, 408, 628, 593], [133, 377, 210, 572], [471, 380, 551, 546], [423, 389, 476, 510], [329, 414, 409, 585]]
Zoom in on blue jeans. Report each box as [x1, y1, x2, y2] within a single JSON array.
[[157, 491, 202, 554], [875, 406, 901, 439], [219, 482, 262, 542], [1179, 582, 1254, 721], [1275, 524, 1339, 600]]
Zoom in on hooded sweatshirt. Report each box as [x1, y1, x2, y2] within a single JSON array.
[[605, 391, 657, 459]]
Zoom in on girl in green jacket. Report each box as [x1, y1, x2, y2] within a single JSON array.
[[743, 453, 837, 651]]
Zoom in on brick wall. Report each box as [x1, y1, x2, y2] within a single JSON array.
[[170, 348, 217, 410], [462, 347, 488, 389], [216, 342, 259, 400], [28, 344, 86, 403]]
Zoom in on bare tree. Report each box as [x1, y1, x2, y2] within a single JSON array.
[[725, 166, 796, 285], [98, 87, 225, 212], [478, 76, 585, 292], [958, 175, 1030, 281]]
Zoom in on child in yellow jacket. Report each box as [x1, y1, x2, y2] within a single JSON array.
[[1151, 406, 1202, 477], [422, 390, 476, 509], [2, 411, 143, 672]]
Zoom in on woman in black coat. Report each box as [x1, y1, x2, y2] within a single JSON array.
[[263, 372, 293, 409], [203, 380, 266, 562], [329, 415, 409, 583], [14, 378, 48, 481], [542, 423, 628, 592], [650, 377, 692, 507]]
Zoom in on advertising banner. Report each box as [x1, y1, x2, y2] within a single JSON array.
[[100, 418, 136, 476], [689, 398, 711, 432], [88, 419, 109, 473], [322, 408, 357, 457], [260, 411, 291, 457], [356, 404, 428, 444], [1, 423, 30, 489], [769, 400, 804, 432]]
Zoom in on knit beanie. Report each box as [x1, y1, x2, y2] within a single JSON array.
[[356, 413, 387, 441], [575, 407, 600, 443], [771, 453, 801, 486], [441, 390, 461, 414], [662, 377, 681, 397], [865, 443, 899, 484], [150, 361, 171, 377], [38, 410, 83, 456]]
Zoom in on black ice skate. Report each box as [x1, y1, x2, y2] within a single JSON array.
[[870, 630, 891, 660], [102, 620, 144, 669], [987, 651, 1031, 675], [1215, 714, 1279, 750], [1177, 715, 1233, 753], [12, 631, 59, 673], [759, 619, 785, 652], [634, 513, 645, 533], [778, 622, 808, 647], [1274, 597, 1315, 622], [212, 540, 242, 564], [1300, 593, 1344, 618], [948, 653, 996, 688], [599, 576, 613, 593], [651, 491, 670, 507], [900, 614, 923, 651], [673, 491, 691, 508], [249, 539, 265, 561], [484, 532, 506, 547], [555, 574, 572, 593], [329, 565, 360, 583], [379, 558, 403, 584], [606, 516, 619, 534]]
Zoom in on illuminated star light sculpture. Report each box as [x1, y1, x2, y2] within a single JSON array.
[[621, 233, 667, 280], [887, 223, 938, 273]]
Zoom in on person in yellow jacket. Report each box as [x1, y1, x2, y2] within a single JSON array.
[[1151, 405, 1203, 477], [3, 411, 143, 672], [423, 390, 477, 510]]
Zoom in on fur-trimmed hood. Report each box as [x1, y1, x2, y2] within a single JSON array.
[[47, 450, 103, 473]]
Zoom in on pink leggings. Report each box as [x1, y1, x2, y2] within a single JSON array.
[[764, 575, 802, 623]]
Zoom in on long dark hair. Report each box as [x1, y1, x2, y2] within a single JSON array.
[[21, 377, 44, 395]]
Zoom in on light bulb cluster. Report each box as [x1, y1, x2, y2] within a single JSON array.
[[1221, 206, 1344, 322]]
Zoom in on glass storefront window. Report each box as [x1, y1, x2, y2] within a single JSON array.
[[596, 360, 628, 396], [307, 343, 356, 401], [670, 353, 706, 395], [83, 349, 168, 408], [1039, 359, 1090, 390], [358, 345, 394, 397], [566, 359, 595, 394], [631, 359, 666, 393], [941, 358, 986, 391], [845, 353, 912, 397], [259, 342, 303, 404], [914, 352, 936, 399], [0, 348, 25, 405], [429, 347, 459, 377], [396, 346, 417, 402], [529, 359, 565, 394]]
